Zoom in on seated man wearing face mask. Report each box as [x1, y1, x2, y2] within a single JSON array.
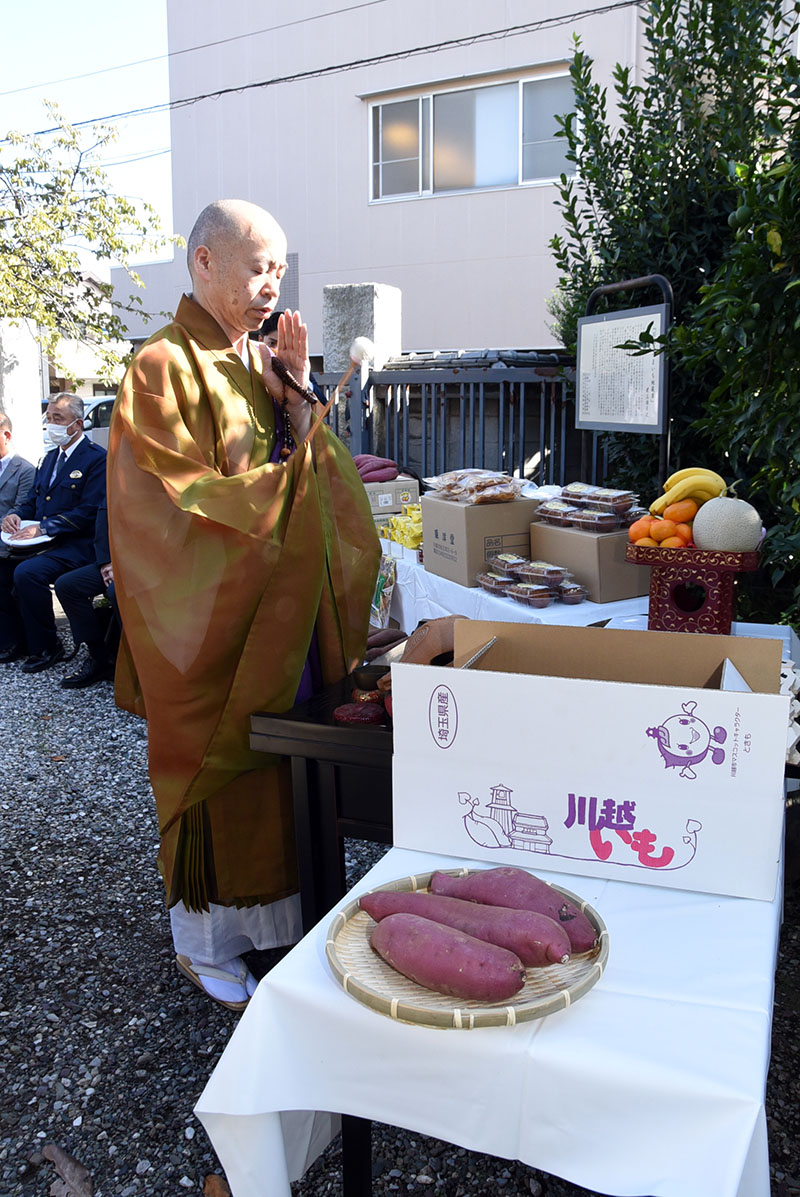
[[0, 392, 107, 672]]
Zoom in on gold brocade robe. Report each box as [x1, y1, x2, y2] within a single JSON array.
[[107, 295, 380, 910]]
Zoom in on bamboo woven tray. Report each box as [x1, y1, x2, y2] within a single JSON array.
[[326, 869, 609, 1030]]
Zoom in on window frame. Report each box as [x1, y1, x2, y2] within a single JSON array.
[[368, 68, 574, 203]]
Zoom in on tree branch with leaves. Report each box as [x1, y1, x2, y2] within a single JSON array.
[[0, 104, 179, 384], [549, 0, 800, 493]]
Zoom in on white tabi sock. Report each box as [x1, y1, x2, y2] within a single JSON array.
[[189, 956, 258, 1004]]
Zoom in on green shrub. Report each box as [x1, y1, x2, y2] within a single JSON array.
[[550, 0, 800, 620]]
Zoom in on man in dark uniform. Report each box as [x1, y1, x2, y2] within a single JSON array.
[[54, 501, 119, 688], [0, 392, 107, 672]]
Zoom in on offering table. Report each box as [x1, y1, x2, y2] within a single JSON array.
[[250, 619, 797, 934], [383, 548, 649, 634], [195, 846, 782, 1197]]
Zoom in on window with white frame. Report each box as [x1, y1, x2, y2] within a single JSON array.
[[370, 73, 574, 200]]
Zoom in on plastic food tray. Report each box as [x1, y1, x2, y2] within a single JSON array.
[[562, 486, 637, 513], [536, 503, 581, 525], [485, 553, 530, 579], [504, 583, 555, 608], [570, 509, 621, 532], [476, 571, 517, 594], [558, 584, 587, 605], [515, 561, 568, 585]]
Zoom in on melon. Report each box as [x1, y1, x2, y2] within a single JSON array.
[[692, 496, 763, 551]]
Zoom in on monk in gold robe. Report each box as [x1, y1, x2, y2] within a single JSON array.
[[107, 199, 380, 1008]]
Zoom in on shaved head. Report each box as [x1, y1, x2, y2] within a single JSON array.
[[187, 200, 284, 283], [185, 199, 289, 344]]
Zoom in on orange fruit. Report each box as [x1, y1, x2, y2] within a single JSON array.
[[659, 535, 687, 548], [650, 519, 678, 542], [628, 516, 655, 543], [663, 499, 699, 523], [635, 536, 659, 547], [674, 523, 693, 545]]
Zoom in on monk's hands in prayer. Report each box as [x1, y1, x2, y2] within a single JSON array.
[[257, 309, 313, 440]]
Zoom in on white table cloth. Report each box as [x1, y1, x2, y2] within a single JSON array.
[[606, 614, 800, 663], [196, 846, 782, 1197], [383, 549, 649, 634]]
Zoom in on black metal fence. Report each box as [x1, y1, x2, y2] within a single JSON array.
[[313, 356, 608, 487]]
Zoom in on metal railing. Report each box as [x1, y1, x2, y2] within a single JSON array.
[[313, 356, 605, 487]]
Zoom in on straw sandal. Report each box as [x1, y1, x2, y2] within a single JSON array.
[[175, 954, 252, 1011]]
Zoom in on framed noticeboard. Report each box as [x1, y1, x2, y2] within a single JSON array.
[[576, 304, 668, 435]]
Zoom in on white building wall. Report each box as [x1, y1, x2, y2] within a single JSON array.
[[114, 0, 643, 354], [0, 319, 48, 466]]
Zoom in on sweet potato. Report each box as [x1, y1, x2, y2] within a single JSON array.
[[366, 628, 407, 647], [353, 454, 397, 469], [430, 867, 598, 953], [361, 466, 398, 482], [332, 702, 386, 724], [360, 890, 570, 966], [370, 912, 526, 1001]]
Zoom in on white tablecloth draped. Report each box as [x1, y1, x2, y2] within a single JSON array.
[[196, 847, 782, 1197], [384, 550, 649, 634], [606, 614, 800, 664]]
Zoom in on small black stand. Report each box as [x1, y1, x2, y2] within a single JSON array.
[[341, 1115, 374, 1196], [250, 665, 393, 932]]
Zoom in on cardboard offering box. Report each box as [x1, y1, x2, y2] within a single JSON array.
[[530, 522, 650, 603], [626, 543, 760, 635], [421, 494, 539, 587], [364, 476, 420, 514], [391, 621, 788, 901]]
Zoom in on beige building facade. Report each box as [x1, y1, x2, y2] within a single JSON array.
[[114, 0, 644, 355]]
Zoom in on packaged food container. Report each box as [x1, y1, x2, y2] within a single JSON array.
[[582, 487, 637, 513], [621, 505, 651, 527], [536, 500, 581, 525], [558, 581, 588, 605], [476, 569, 517, 594], [515, 560, 568, 586], [485, 552, 530, 579], [561, 483, 638, 513], [560, 482, 601, 503], [570, 508, 621, 532], [426, 469, 524, 504], [504, 582, 555, 608]]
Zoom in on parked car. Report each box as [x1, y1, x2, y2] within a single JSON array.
[[81, 396, 116, 449], [41, 395, 116, 453]]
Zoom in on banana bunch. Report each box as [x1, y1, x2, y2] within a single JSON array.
[[649, 467, 727, 516]]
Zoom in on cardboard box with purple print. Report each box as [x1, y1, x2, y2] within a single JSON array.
[[391, 622, 789, 902]]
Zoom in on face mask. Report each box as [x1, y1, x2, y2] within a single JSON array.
[[46, 422, 76, 446]]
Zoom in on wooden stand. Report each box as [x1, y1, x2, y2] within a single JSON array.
[[625, 544, 759, 634]]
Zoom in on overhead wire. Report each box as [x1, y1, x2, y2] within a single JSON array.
[[97, 147, 172, 168], [0, 0, 391, 97], [8, 0, 645, 141]]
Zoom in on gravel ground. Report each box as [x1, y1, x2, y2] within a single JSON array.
[[1, 617, 799, 1197]]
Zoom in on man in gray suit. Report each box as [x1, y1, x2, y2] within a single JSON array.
[[0, 413, 35, 557]]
